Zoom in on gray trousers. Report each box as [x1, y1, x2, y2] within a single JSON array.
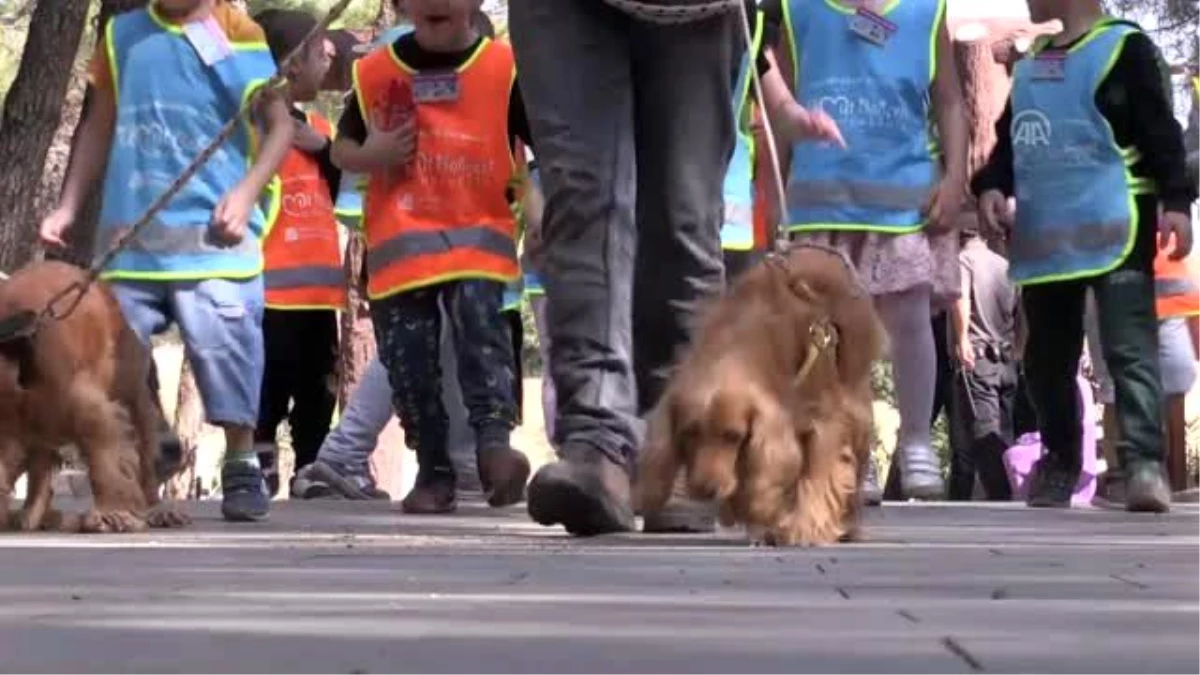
[[509, 0, 736, 469]]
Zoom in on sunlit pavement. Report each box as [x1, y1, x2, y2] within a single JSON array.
[[1, 499, 1196, 673]]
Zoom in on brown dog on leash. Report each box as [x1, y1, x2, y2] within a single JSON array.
[[0, 261, 188, 533], [637, 245, 885, 546]]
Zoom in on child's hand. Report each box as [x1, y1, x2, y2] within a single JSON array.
[[1158, 210, 1193, 261], [924, 174, 965, 234], [293, 121, 330, 153], [977, 189, 1009, 238], [785, 105, 846, 148], [39, 207, 75, 248], [210, 185, 257, 247], [955, 336, 975, 372], [363, 116, 418, 169]]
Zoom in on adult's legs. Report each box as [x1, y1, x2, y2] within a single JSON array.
[[440, 295, 482, 493], [511, 0, 639, 535], [303, 357, 394, 500], [630, 15, 734, 413], [1158, 317, 1197, 492]]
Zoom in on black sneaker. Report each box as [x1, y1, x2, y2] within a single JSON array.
[[1124, 462, 1171, 514], [221, 462, 270, 522], [1026, 457, 1079, 509]]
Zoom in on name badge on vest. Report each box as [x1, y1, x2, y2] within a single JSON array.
[[412, 72, 460, 103], [848, 8, 896, 47], [1032, 51, 1067, 81], [182, 16, 233, 67]]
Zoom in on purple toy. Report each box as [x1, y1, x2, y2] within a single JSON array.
[[1003, 374, 1098, 506]]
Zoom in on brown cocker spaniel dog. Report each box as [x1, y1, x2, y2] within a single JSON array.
[[637, 244, 885, 546], [0, 261, 189, 533]]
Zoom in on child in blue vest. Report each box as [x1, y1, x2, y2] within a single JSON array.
[[759, 0, 968, 502], [39, 0, 296, 522], [973, 0, 1195, 512]]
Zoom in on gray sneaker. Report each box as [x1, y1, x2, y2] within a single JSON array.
[[898, 443, 944, 500], [861, 460, 883, 506], [642, 475, 717, 533], [290, 465, 335, 500], [306, 460, 390, 500]]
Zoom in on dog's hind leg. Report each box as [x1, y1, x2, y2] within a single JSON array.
[[69, 382, 148, 533], [0, 439, 26, 531]]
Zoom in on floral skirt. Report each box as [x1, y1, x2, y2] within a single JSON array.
[[791, 229, 961, 311]]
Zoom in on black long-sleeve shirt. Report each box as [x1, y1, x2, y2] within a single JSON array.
[[972, 25, 1196, 240], [290, 107, 341, 202]]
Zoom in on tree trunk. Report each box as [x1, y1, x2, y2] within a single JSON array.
[[0, 0, 92, 273]]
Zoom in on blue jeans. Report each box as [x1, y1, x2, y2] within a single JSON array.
[[110, 276, 265, 428]]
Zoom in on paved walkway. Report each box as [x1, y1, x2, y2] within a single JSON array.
[[1, 500, 1196, 673]]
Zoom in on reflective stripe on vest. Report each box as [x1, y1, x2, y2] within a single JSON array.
[[1009, 20, 1143, 286], [97, 6, 275, 280], [721, 9, 763, 252], [263, 112, 347, 310], [782, 0, 942, 234], [354, 39, 520, 299], [1154, 248, 1200, 318]]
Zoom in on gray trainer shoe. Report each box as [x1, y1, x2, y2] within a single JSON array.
[[642, 475, 717, 533], [861, 459, 883, 506], [306, 460, 390, 500], [898, 443, 944, 500]]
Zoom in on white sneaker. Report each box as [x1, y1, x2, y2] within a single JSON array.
[[898, 444, 944, 500]]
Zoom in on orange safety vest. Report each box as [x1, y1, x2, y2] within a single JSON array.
[[262, 112, 346, 310], [1154, 246, 1200, 319], [353, 38, 521, 300]]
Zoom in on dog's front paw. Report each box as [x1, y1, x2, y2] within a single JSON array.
[[146, 502, 191, 529], [78, 509, 148, 534]]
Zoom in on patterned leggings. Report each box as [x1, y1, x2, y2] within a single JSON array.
[[370, 279, 519, 481]]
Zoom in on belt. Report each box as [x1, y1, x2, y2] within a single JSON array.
[[973, 341, 1014, 363]]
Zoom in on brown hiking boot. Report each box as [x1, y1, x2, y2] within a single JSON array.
[[478, 446, 531, 508], [401, 475, 457, 514], [527, 447, 634, 536], [642, 475, 717, 533]]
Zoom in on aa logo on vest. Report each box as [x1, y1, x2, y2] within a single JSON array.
[[1012, 110, 1052, 148]]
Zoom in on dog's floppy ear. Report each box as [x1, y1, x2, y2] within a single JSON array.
[[736, 392, 803, 524], [634, 394, 682, 515]]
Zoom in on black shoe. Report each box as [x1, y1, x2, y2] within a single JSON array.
[[527, 448, 634, 536], [642, 476, 717, 533], [477, 445, 532, 508], [1124, 462, 1171, 514], [1026, 456, 1079, 509], [401, 471, 457, 514]]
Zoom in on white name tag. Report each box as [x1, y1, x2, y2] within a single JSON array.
[[182, 16, 233, 67], [1031, 53, 1067, 81], [848, 8, 895, 47], [412, 72, 460, 103]]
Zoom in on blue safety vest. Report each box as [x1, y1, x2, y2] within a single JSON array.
[[721, 9, 763, 251], [97, 6, 278, 280], [783, 0, 943, 234], [1009, 19, 1153, 285]]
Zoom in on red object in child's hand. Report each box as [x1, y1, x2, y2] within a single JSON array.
[[372, 80, 416, 133]]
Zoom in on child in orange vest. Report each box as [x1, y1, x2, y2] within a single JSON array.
[[331, 0, 532, 514], [251, 10, 346, 498]]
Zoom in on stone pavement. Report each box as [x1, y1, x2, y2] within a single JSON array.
[[0, 500, 1196, 673]]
